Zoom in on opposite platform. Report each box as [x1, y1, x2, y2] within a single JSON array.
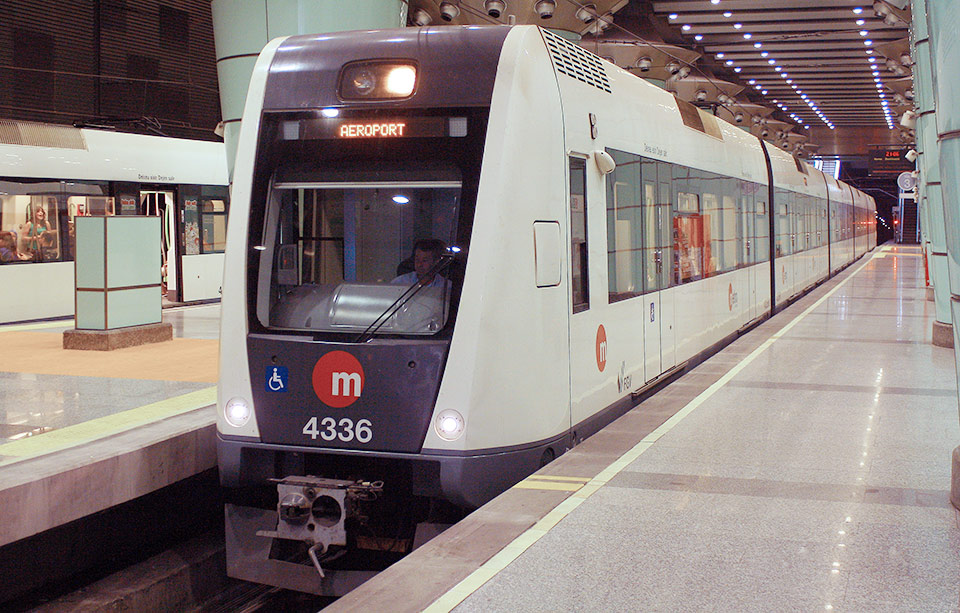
[[0, 304, 221, 547], [331, 244, 960, 612]]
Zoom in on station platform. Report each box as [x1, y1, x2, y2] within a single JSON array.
[[0, 304, 220, 550], [332, 244, 960, 612]]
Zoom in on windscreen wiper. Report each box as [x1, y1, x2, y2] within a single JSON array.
[[353, 253, 455, 343]]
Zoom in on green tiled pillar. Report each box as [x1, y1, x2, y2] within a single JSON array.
[[923, 0, 960, 509], [911, 0, 952, 346]]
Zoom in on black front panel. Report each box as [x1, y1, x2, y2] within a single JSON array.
[[249, 336, 447, 453]]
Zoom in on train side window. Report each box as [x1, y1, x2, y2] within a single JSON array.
[[0, 181, 64, 264], [570, 156, 589, 313], [200, 185, 229, 254], [605, 148, 643, 304], [722, 195, 738, 271], [702, 192, 721, 276], [674, 191, 703, 284], [754, 199, 768, 262]]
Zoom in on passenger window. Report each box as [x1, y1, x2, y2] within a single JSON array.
[[674, 192, 703, 283], [200, 186, 229, 254], [570, 157, 589, 313], [605, 149, 643, 304], [0, 187, 62, 263]]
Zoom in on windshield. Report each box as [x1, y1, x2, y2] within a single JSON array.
[[258, 171, 461, 335], [249, 110, 486, 338]]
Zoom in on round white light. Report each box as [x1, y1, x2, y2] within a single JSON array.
[[224, 397, 251, 428], [695, 34, 703, 41], [392, 195, 409, 204], [321, 108, 339, 118], [682, 24, 692, 31], [385, 65, 417, 96], [743, 33, 752, 39], [853, 7, 863, 13], [669, 13, 678, 19], [435, 410, 465, 441], [723, 11, 732, 17], [734, 22, 742, 29]]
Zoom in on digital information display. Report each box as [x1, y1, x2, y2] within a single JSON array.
[[869, 147, 914, 175], [286, 116, 467, 140]]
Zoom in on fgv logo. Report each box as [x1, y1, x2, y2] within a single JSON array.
[[312, 351, 365, 408]]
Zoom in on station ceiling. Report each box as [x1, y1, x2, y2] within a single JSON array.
[[638, 0, 911, 130]]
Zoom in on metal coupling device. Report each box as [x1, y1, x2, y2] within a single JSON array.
[[257, 476, 383, 578]]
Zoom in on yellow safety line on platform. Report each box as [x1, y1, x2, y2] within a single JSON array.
[[522, 475, 590, 482], [0, 320, 73, 333], [423, 252, 880, 613], [0, 386, 216, 467], [514, 481, 583, 492]]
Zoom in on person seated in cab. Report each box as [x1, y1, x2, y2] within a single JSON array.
[[392, 238, 450, 289]]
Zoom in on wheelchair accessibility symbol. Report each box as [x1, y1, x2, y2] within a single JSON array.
[[266, 366, 288, 392]]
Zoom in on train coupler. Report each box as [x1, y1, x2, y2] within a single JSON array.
[[256, 476, 384, 578]]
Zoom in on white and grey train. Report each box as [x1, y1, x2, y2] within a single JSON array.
[[218, 26, 876, 592], [0, 121, 229, 324]]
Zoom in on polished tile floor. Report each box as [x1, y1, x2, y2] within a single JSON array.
[[0, 304, 220, 442], [454, 246, 960, 612]]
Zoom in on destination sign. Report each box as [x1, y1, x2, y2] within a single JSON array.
[[288, 117, 465, 140]]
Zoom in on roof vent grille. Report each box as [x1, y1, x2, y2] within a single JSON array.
[[541, 28, 612, 93], [0, 120, 87, 149]]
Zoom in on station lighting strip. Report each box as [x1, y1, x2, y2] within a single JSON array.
[[669, 3, 896, 132], [853, 6, 897, 130]]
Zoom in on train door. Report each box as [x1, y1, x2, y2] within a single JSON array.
[[141, 189, 179, 301], [641, 161, 676, 383], [740, 193, 757, 321]]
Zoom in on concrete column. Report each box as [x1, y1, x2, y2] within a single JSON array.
[[924, 0, 960, 510], [911, 0, 953, 346], [211, 0, 407, 178]]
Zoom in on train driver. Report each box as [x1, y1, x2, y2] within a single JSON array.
[[392, 238, 450, 289]]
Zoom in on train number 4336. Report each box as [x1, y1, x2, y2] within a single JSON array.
[[302, 417, 373, 443]]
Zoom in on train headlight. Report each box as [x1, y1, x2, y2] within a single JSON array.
[[339, 61, 418, 101], [435, 409, 465, 441], [224, 397, 251, 428], [384, 65, 417, 97]]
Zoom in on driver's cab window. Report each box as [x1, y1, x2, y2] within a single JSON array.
[[259, 167, 461, 336]]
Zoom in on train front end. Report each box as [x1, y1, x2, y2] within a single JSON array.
[[217, 27, 512, 592]]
